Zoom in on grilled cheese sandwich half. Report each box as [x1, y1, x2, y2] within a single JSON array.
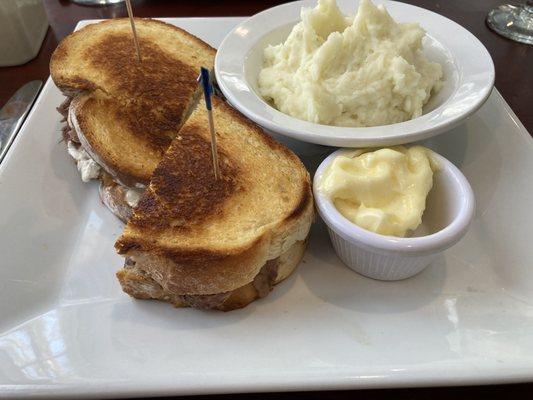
[[51, 18, 216, 220], [115, 98, 314, 311]]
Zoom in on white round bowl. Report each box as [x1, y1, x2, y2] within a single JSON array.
[[313, 148, 475, 280], [215, 0, 495, 148]]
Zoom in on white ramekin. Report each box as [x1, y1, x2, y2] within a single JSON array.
[[313, 149, 475, 281]]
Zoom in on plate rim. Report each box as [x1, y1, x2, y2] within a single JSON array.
[[2, 16, 533, 400]]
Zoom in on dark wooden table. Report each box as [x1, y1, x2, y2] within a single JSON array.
[[1, 0, 531, 399]]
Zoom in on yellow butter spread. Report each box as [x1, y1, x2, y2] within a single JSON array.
[[318, 146, 439, 237]]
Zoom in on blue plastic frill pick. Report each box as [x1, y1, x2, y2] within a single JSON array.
[[197, 67, 220, 180]]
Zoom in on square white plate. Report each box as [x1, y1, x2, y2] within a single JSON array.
[[1, 18, 533, 399]]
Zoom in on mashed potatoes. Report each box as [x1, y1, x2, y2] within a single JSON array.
[[258, 0, 443, 127]]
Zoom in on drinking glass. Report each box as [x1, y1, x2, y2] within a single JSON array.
[[487, 1, 533, 44]]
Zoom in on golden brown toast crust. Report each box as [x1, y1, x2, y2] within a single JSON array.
[[85, 33, 197, 136], [116, 235, 273, 295], [50, 18, 216, 96], [123, 99, 312, 235], [115, 97, 314, 295], [71, 92, 170, 187], [127, 129, 240, 231], [50, 18, 216, 186], [116, 240, 307, 311], [118, 183, 313, 265]]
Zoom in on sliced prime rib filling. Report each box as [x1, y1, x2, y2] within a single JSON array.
[[57, 97, 80, 143], [121, 257, 280, 311]]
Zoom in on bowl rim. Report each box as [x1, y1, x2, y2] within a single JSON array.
[[215, 0, 495, 147], [313, 148, 476, 255]]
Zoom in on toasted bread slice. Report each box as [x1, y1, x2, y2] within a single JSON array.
[[51, 18, 215, 187], [116, 239, 306, 311], [51, 18, 214, 109], [70, 91, 170, 187], [115, 98, 314, 299]]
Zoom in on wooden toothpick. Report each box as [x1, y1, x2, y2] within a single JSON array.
[[198, 67, 220, 180], [125, 0, 141, 62]]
